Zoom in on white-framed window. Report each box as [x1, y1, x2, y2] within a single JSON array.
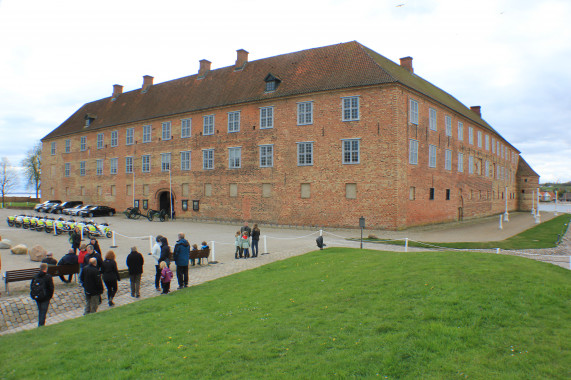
[[477, 130, 482, 148], [428, 145, 437, 168], [203, 149, 214, 170], [501, 145, 505, 159], [181, 118, 192, 138], [126, 128, 134, 145], [203, 115, 215, 135], [97, 133, 104, 149], [142, 155, 150, 173], [297, 102, 313, 125], [297, 142, 313, 166], [497, 164, 501, 179], [409, 99, 419, 125], [110, 131, 118, 147], [458, 122, 464, 141], [468, 126, 474, 145], [342, 96, 359, 121], [125, 156, 133, 173], [429, 108, 437, 131], [228, 111, 240, 133], [51, 142, 56, 155], [497, 141, 500, 156], [468, 155, 474, 174], [110, 158, 118, 175], [259, 145, 273, 167], [161, 153, 171, 172], [445, 149, 452, 171], [485, 160, 490, 177], [409, 139, 418, 165], [342, 139, 360, 164], [492, 137, 496, 153], [180, 151, 191, 171], [485, 135, 489, 150], [228, 147, 241, 169], [143, 125, 152, 143], [64, 163, 70, 177], [80, 136, 87, 151], [162, 122, 171, 140], [445, 115, 452, 136], [65, 139, 71, 153], [260, 107, 273, 129], [80, 161, 86, 176], [458, 152, 464, 172], [96, 159, 103, 175]]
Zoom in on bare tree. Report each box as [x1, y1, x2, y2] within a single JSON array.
[[0, 157, 18, 208], [21, 142, 42, 198]]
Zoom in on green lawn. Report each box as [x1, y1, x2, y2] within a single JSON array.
[[1, 249, 569, 379], [363, 213, 571, 250]]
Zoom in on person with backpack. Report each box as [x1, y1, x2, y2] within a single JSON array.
[[159, 261, 173, 294], [30, 263, 55, 327]]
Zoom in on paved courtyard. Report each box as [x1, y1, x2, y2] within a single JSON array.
[[0, 207, 568, 335]]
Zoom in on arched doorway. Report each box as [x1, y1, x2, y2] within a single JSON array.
[[158, 191, 174, 218]]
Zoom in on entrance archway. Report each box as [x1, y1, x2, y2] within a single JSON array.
[[158, 191, 174, 218]]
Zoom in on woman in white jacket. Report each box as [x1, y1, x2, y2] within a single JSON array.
[[150, 235, 163, 291]]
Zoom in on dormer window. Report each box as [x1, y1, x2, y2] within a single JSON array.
[[84, 113, 96, 128], [264, 73, 281, 92]]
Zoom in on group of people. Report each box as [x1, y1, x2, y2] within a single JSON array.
[[235, 221, 261, 259]]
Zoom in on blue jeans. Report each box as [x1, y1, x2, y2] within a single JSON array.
[[252, 239, 259, 257], [36, 299, 50, 326]]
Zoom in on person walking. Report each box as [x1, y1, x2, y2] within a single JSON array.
[[102, 250, 121, 306], [251, 223, 261, 257], [30, 263, 55, 327], [173, 233, 190, 289], [150, 235, 163, 291], [57, 249, 79, 283], [80, 257, 104, 315], [126, 246, 144, 298]]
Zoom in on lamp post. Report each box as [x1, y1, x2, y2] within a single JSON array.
[[359, 216, 365, 249], [503, 186, 509, 221], [531, 189, 535, 215]]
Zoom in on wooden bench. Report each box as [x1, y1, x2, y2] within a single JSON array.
[[3, 264, 80, 295], [117, 269, 130, 280], [189, 248, 210, 265]]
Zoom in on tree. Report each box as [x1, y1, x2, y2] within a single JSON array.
[[0, 157, 18, 208], [21, 142, 41, 198]]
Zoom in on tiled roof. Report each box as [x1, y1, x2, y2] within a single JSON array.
[[42, 41, 508, 142], [516, 157, 539, 177]]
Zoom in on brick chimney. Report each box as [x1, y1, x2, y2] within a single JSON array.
[[142, 75, 154, 92], [399, 56, 413, 73], [470, 106, 481, 117], [235, 49, 249, 70], [198, 59, 211, 78], [112, 84, 123, 98]]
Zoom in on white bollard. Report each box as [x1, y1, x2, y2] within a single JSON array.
[[210, 240, 217, 264], [405, 238, 409, 252], [263, 235, 268, 254], [499, 215, 503, 230], [110, 231, 118, 248], [54, 223, 57, 236], [148, 235, 153, 253], [80, 228, 84, 240]]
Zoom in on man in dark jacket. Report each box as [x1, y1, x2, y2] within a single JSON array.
[[57, 249, 79, 283], [126, 246, 144, 298], [80, 258, 103, 315], [173, 232, 190, 289], [83, 245, 103, 270], [41, 252, 57, 265], [30, 263, 55, 327]]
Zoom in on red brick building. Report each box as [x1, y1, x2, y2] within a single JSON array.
[[40, 42, 538, 229]]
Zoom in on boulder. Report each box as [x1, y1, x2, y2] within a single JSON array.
[[29, 245, 47, 262], [0, 239, 12, 249], [11, 244, 28, 255]]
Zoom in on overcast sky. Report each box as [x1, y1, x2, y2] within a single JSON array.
[[1, 0, 570, 194]]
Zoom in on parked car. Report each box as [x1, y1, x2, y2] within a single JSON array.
[[49, 201, 83, 214], [67, 205, 94, 216], [79, 205, 116, 217], [34, 200, 62, 212], [63, 204, 86, 215]]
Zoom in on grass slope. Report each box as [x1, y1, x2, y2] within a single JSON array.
[[1, 249, 569, 379]]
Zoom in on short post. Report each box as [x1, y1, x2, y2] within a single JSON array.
[[54, 223, 57, 236], [210, 240, 217, 264], [110, 231, 118, 248], [404, 238, 409, 252], [80, 227, 83, 240], [263, 235, 268, 255], [320, 229, 323, 237], [531, 189, 535, 215], [359, 216, 365, 249], [536, 188, 541, 218], [499, 215, 503, 230], [503, 186, 509, 221]]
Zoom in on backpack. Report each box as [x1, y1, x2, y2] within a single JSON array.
[[162, 268, 173, 283], [30, 275, 48, 301]]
